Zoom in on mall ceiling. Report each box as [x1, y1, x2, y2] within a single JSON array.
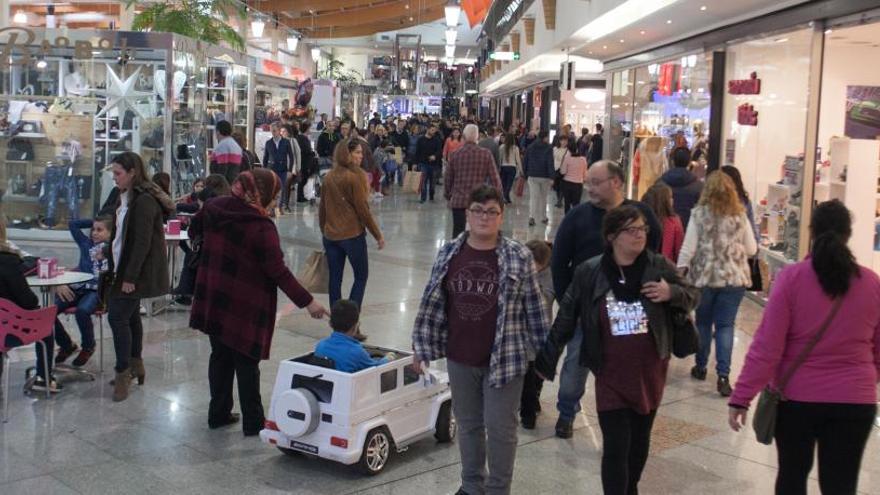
[[258, 0, 447, 38]]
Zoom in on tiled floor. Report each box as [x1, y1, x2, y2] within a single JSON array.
[[3, 191, 879, 494]]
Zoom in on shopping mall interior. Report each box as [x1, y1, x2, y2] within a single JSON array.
[[1, 0, 880, 494]]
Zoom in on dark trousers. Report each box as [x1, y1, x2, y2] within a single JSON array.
[[561, 180, 583, 213], [208, 336, 264, 433], [774, 401, 876, 495], [210, 163, 240, 185], [3, 335, 53, 381], [500, 166, 517, 202], [452, 208, 467, 239], [298, 170, 313, 203], [107, 296, 143, 372], [598, 408, 658, 495], [519, 361, 544, 421], [272, 169, 289, 207], [323, 233, 369, 308], [420, 163, 436, 201]]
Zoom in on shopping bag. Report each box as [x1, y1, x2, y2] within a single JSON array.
[[303, 177, 318, 201], [297, 250, 329, 294], [515, 176, 526, 197], [404, 170, 423, 194]]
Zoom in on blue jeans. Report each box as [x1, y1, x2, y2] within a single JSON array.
[[695, 286, 746, 377], [44, 165, 78, 227], [273, 169, 288, 206], [420, 163, 435, 201], [54, 288, 99, 351], [323, 234, 369, 308], [556, 326, 590, 422], [382, 160, 400, 187], [500, 166, 517, 202]]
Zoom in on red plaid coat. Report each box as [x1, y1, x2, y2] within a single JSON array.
[[189, 196, 313, 360], [444, 143, 503, 209]]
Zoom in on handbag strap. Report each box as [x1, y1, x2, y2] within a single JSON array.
[[776, 297, 844, 393]]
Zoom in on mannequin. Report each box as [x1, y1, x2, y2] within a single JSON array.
[[63, 62, 89, 97], [636, 136, 668, 197]]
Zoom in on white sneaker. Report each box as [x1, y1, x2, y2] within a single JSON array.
[[139, 305, 147, 315]]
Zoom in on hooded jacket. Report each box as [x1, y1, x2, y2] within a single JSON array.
[[189, 195, 314, 360], [660, 167, 703, 229], [109, 181, 175, 299]]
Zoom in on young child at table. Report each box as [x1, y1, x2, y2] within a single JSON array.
[[520, 240, 554, 429], [314, 300, 394, 373], [54, 216, 112, 367]]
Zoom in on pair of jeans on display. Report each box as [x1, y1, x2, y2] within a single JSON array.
[[43, 164, 78, 227]]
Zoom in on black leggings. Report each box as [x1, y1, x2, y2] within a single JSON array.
[[519, 361, 544, 420], [561, 180, 583, 213], [598, 408, 657, 495], [107, 296, 143, 372], [775, 401, 876, 495]]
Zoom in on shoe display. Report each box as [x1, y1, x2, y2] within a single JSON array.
[[555, 417, 573, 439], [690, 365, 707, 381], [55, 344, 79, 364], [717, 376, 733, 397], [71, 349, 94, 367]]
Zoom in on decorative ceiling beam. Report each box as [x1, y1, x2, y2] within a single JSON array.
[[541, 0, 555, 30], [305, 6, 444, 38], [259, 0, 379, 14], [288, 0, 444, 29], [523, 17, 535, 45]]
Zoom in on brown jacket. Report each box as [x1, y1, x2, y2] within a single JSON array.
[[110, 182, 175, 298], [319, 162, 382, 242]]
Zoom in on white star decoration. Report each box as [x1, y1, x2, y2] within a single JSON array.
[[94, 65, 154, 120]]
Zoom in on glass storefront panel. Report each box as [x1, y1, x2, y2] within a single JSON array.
[[608, 69, 634, 192], [721, 27, 813, 295]]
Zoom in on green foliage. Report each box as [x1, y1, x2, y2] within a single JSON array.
[[318, 53, 364, 88], [124, 0, 246, 51]]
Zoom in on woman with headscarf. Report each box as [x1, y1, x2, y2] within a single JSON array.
[[189, 168, 329, 435]]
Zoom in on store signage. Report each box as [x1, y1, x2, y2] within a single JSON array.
[[489, 51, 519, 61], [737, 103, 758, 126], [728, 72, 761, 95], [0, 26, 134, 65]]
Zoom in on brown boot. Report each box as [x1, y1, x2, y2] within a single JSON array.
[[130, 357, 146, 385], [113, 369, 131, 402]]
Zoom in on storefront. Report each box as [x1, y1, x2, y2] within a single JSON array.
[[0, 28, 254, 239], [606, 2, 880, 301]]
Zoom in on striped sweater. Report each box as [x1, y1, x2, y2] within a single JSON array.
[[211, 136, 243, 167]]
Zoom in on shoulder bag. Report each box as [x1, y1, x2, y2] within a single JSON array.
[[670, 308, 699, 358], [751, 298, 844, 445]]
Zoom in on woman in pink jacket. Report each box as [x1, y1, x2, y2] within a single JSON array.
[[728, 200, 880, 495]]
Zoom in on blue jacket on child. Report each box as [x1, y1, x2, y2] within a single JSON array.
[[69, 219, 108, 290], [315, 332, 388, 373]]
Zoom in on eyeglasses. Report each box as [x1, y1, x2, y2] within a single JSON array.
[[619, 225, 650, 236], [467, 207, 502, 218], [588, 177, 614, 187]]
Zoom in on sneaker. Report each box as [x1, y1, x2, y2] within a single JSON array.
[[717, 376, 732, 397], [690, 365, 707, 381], [555, 417, 573, 439], [71, 349, 95, 367], [139, 305, 147, 315], [56, 344, 79, 364], [32, 376, 63, 393], [528, 218, 536, 226]]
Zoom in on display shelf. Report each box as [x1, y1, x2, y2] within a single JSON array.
[[13, 133, 48, 139], [6, 160, 32, 164]]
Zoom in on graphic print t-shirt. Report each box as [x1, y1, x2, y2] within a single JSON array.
[[444, 243, 499, 367]]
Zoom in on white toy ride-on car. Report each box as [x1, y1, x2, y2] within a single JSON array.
[[260, 346, 455, 475]]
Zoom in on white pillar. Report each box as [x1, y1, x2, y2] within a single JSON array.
[[0, 0, 11, 28]]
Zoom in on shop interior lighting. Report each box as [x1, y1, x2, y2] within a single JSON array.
[[445, 45, 455, 58], [13, 11, 27, 24], [444, 0, 461, 27], [445, 28, 457, 45], [36, 59, 48, 69], [700, 5, 707, 11], [311, 46, 322, 61], [286, 35, 299, 52], [666, 19, 672, 24], [571, 0, 679, 44], [251, 18, 265, 38], [465, 89, 478, 94], [574, 88, 606, 103]]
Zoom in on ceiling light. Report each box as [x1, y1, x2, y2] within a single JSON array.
[[825, 29, 832, 35], [251, 19, 265, 38], [445, 45, 455, 58], [405, 3, 409, 8], [619, 39, 625, 43], [445, 0, 461, 27], [574, 88, 605, 103], [465, 89, 477, 94], [602, 45, 607, 50], [775, 37, 789, 43], [446, 28, 457, 45], [286, 35, 299, 52], [571, 0, 679, 44], [13, 11, 27, 24], [666, 19, 672, 24], [640, 30, 646, 35], [311, 46, 322, 61], [36, 59, 48, 69], [409, 16, 414, 21], [700, 5, 707, 11]]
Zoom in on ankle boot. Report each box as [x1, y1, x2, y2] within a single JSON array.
[[113, 369, 132, 402], [130, 357, 146, 385]]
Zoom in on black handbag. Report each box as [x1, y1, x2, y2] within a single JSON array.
[[748, 257, 762, 292], [670, 309, 700, 358]]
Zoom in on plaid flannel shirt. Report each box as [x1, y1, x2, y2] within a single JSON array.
[[444, 143, 503, 209], [412, 234, 551, 388]]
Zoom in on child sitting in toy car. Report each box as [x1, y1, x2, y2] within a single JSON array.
[[315, 300, 395, 372]]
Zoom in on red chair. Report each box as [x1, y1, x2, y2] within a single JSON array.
[[61, 307, 106, 372], [0, 298, 58, 422]]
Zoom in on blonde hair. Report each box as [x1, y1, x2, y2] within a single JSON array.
[[699, 171, 744, 217]]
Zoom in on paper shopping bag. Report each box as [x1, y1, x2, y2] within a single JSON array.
[[297, 250, 329, 294]]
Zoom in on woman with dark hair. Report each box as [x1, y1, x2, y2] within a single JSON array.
[[537, 205, 698, 495], [295, 120, 318, 205], [190, 169, 328, 434], [729, 199, 879, 494], [641, 182, 684, 263], [721, 165, 759, 243], [499, 132, 522, 203], [319, 139, 385, 309], [107, 151, 175, 401], [151, 172, 171, 196]]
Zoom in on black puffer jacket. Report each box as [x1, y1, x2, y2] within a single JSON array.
[[536, 251, 699, 379], [0, 249, 38, 310]]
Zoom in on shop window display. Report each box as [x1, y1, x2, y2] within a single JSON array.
[[721, 28, 813, 297], [608, 70, 634, 182]]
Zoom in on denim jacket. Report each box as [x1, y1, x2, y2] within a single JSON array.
[[412, 234, 551, 388]]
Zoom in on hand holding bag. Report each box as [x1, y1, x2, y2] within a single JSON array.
[[297, 250, 329, 294], [751, 298, 844, 445]]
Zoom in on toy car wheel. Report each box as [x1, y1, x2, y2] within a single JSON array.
[[358, 427, 393, 475], [434, 400, 456, 443]]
